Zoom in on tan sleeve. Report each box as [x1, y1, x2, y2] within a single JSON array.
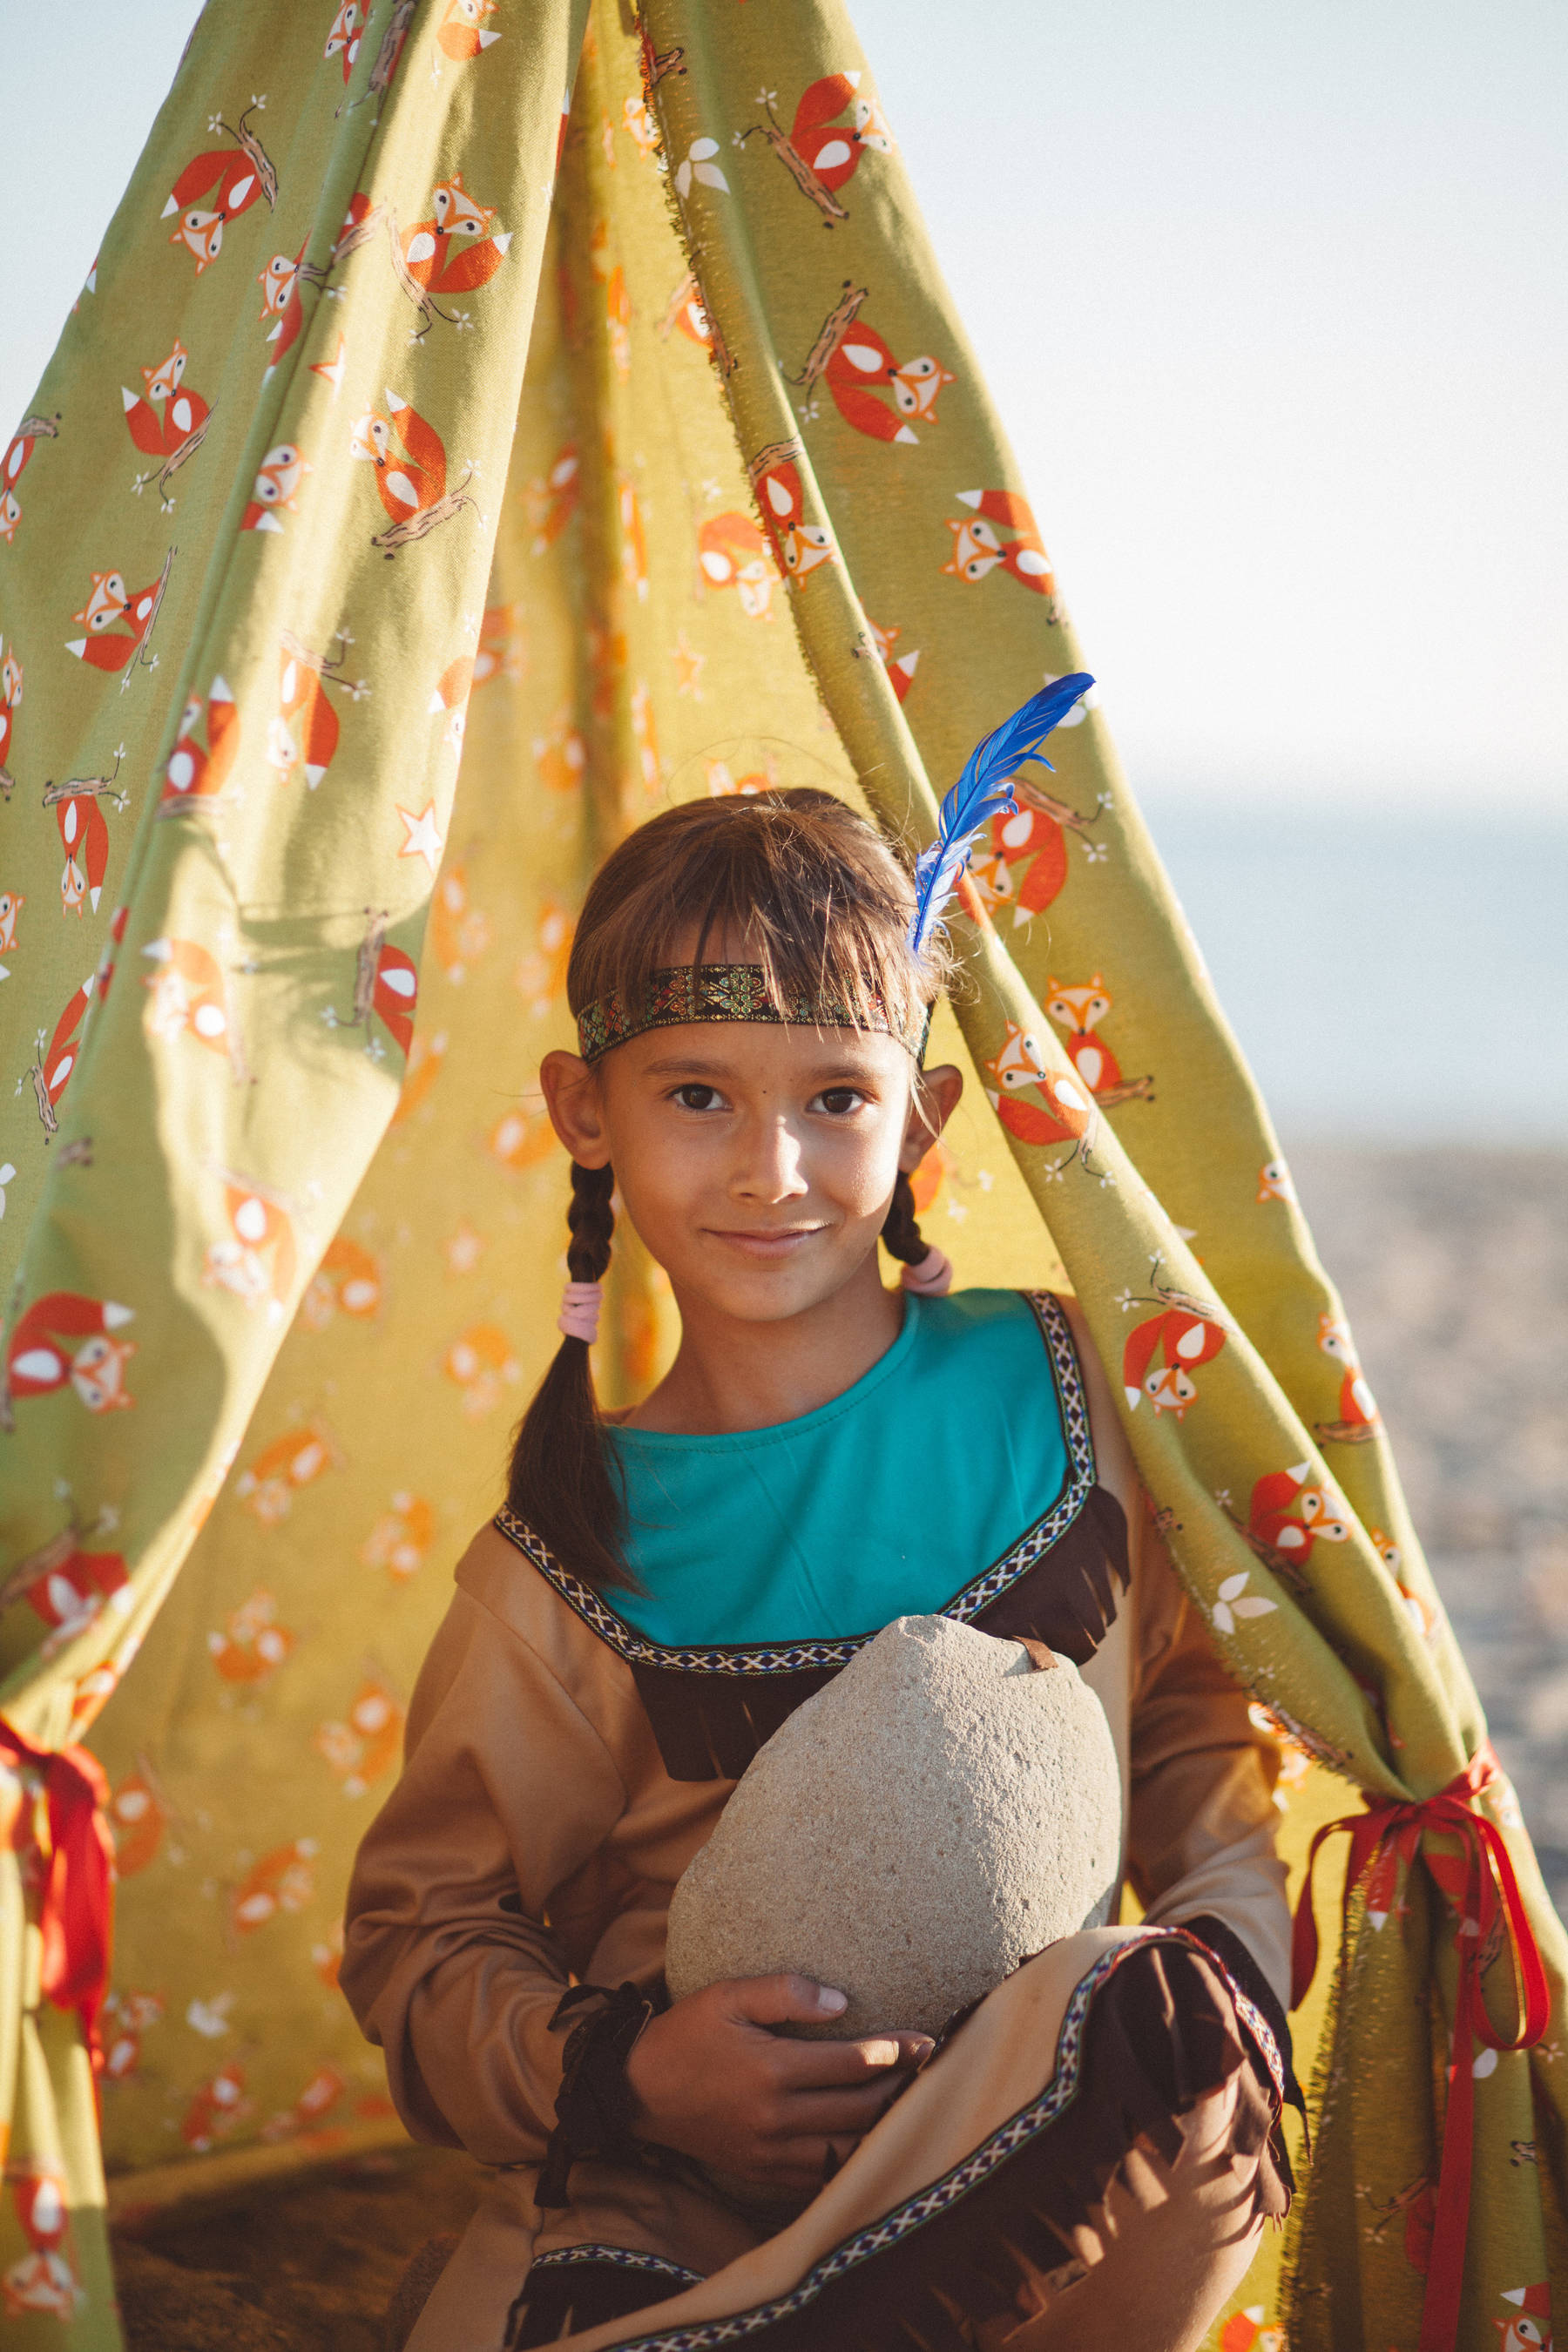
[[340, 1584, 628, 2166], [1125, 1518, 1292, 2010]]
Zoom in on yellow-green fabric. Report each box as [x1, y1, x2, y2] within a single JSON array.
[[0, 4, 1562, 2347]]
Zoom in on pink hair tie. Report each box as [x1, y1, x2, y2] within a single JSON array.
[[901, 1247, 953, 1298], [558, 1281, 603, 1343]]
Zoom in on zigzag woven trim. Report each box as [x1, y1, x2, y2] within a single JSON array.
[[493, 1292, 1094, 1675], [591, 1928, 1276, 2352]]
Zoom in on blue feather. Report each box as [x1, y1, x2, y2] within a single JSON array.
[[908, 674, 1094, 957]]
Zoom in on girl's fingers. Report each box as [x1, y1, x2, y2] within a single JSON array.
[[767, 2083, 908, 2137], [766, 2031, 930, 2091]]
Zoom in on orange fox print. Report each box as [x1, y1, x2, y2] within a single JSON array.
[[698, 511, 774, 617], [1256, 1157, 1296, 1205], [1219, 2309, 1286, 2352], [1369, 1524, 1437, 1645], [524, 445, 578, 553], [261, 2064, 348, 2145], [1314, 1310, 1382, 1443], [436, 0, 500, 60], [865, 616, 918, 702], [3, 1292, 134, 1420], [0, 411, 59, 544], [489, 1099, 556, 1169], [159, 677, 239, 813], [234, 1423, 337, 1526], [361, 1492, 436, 1581], [443, 1322, 521, 1416], [3, 1542, 130, 1661], [429, 863, 490, 982], [944, 490, 1056, 602], [472, 601, 524, 686], [749, 448, 834, 586], [201, 1181, 298, 1323], [301, 1236, 383, 1330], [240, 441, 309, 532], [398, 172, 511, 325], [267, 631, 365, 790], [325, 2, 367, 83], [101, 1988, 164, 2079], [52, 790, 112, 916], [230, 1838, 316, 1933], [1044, 975, 1155, 1108], [207, 1585, 294, 1684], [981, 1019, 1098, 1151], [1493, 2282, 1553, 2349], [164, 105, 277, 272], [316, 1677, 404, 1795], [180, 2064, 251, 2151], [108, 1767, 168, 1877], [532, 707, 585, 794], [821, 315, 953, 445], [389, 1028, 446, 1126], [515, 902, 572, 1013], [659, 272, 711, 348], [65, 551, 173, 672], [2, 2166, 80, 2322], [738, 71, 891, 225], [124, 340, 212, 502], [350, 392, 473, 554], [24, 974, 97, 1133], [1240, 1465, 1350, 1581], [429, 654, 474, 753], [0, 635, 22, 794], [1121, 1303, 1227, 1417], [258, 238, 327, 373], [970, 771, 1098, 926], [618, 478, 649, 598]]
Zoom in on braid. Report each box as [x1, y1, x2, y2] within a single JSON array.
[[880, 1169, 929, 1268], [506, 1160, 633, 1590], [566, 1160, 615, 1285]]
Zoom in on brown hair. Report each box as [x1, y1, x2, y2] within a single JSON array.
[[506, 790, 949, 1589]]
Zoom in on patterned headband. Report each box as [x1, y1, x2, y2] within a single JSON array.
[[576, 964, 931, 1065]]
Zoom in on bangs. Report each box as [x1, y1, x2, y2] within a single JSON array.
[[567, 791, 945, 1047]]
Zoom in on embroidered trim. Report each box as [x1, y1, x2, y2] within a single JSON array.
[[593, 1930, 1267, 2352], [493, 1292, 1094, 1676], [528, 2247, 703, 2288]]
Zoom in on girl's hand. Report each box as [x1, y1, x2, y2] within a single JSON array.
[[625, 1975, 934, 2198]]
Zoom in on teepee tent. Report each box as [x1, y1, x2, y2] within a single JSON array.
[[0, 4, 1562, 2345]]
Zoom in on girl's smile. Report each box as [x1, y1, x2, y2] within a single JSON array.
[[539, 1013, 963, 1435]]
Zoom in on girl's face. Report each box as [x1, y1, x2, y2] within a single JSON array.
[[542, 1019, 961, 1327]]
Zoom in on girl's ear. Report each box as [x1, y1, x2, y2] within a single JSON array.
[[540, 1050, 612, 1167], [900, 1061, 963, 1172]]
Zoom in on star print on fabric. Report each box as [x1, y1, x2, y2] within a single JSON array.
[[396, 801, 444, 873], [671, 631, 705, 697]]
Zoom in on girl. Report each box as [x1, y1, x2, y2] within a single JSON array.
[[342, 774, 1296, 2352]]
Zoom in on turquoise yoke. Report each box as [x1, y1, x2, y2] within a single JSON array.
[[605, 1288, 1070, 1648]]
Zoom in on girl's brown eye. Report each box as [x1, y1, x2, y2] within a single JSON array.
[[820, 1090, 861, 1114], [676, 1085, 719, 1111]]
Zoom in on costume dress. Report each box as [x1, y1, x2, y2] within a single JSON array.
[[343, 1291, 1295, 2351]]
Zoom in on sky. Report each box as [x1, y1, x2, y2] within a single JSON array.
[[1, 4, 1563, 1135], [3, 1, 1563, 815]]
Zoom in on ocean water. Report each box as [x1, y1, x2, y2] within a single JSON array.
[[1140, 801, 1568, 1142]]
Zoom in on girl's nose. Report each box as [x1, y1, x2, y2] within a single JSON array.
[[731, 1116, 808, 1202]]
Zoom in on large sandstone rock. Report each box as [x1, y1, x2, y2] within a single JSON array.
[[665, 1615, 1122, 2038]]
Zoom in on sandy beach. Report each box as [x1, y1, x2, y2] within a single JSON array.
[[1289, 1145, 1568, 1911]]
